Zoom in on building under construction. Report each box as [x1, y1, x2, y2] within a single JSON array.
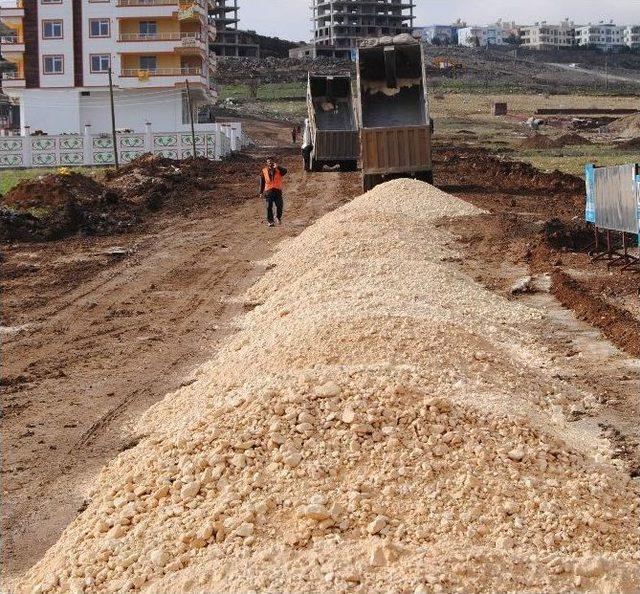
[[310, 0, 416, 59], [209, 0, 260, 58]]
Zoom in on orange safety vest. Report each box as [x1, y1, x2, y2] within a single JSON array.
[[262, 167, 283, 192]]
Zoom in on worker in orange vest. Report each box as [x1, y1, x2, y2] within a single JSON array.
[[259, 157, 288, 227]]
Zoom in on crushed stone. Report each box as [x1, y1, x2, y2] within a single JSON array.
[[17, 179, 640, 594]]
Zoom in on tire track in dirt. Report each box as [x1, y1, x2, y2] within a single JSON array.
[[1, 138, 361, 582]]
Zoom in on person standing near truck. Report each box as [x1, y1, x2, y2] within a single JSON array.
[[259, 157, 288, 227], [301, 118, 313, 172]]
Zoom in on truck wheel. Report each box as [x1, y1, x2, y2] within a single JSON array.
[[310, 155, 324, 172], [362, 174, 381, 192], [416, 170, 434, 185]]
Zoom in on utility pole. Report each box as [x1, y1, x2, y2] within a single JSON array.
[[185, 79, 197, 158], [604, 53, 609, 93], [108, 67, 119, 170]]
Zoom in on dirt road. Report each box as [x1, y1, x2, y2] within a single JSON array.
[[1, 122, 361, 580]]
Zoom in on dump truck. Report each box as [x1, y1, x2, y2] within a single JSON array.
[[356, 35, 433, 191], [306, 74, 360, 172]]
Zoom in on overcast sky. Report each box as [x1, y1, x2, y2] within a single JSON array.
[[238, 0, 639, 41]]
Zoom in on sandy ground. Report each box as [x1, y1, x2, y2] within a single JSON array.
[[1, 118, 361, 581]]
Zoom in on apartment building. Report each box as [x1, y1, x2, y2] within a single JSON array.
[[0, 0, 217, 135], [520, 20, 576, 49], [413, 24, 463, 46], [311, 0, 415, 60], [209, 0, 258, 57], [623, 25, 640, 49], [457, 24, 509, 47], [575, 23, 625, 50]]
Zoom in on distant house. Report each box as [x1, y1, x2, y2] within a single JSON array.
[[458, 25, 509, 47], [520, 21, 576, 49], [623, 25, 640, 49], [575, 23, 625, 50], [413, 25, 461, 46], [289, 44, 315, 59]]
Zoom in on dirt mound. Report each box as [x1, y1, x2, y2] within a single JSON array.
[[555, 133, 592, 146], [616, 137, 640, 150], [542, 217, 593, 251], [519, 134, 563, 149], [1, 153, 261, 242], [2, 171, 114, 210], [0, 172, 133, 241], [437, 146, 584, 196], [602, 113, 640, 138], [15, 180, 640, 594]]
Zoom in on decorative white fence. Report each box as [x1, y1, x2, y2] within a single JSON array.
[[0, 122, 246, 168]]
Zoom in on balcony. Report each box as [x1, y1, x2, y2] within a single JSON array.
[[0, 0, 24, 17], [118, 31, 206, 54], [116, 0, 206, 20], [0, 34, 25, 53], [1, 70, 26, 88], [118, 66, 208, 88]]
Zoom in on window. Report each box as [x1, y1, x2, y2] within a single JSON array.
[[43, 20, 63, 39], [41, 0, 62, 4], [43, 54, 64, 74], [139, 55, 157, 71], [89, 19, 110, 37], [90, 54, 110, 73], [139, 21, 157, 36]]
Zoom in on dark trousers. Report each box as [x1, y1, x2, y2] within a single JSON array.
[[302, 146, 313, 171], [264, 189, 283, 223]]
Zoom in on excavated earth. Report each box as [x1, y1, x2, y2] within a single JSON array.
[[14, 179, 639, 594]]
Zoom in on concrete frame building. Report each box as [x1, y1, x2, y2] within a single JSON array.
[[520, 21, 576, 49], [310, 0, 416, 60], [208, 0, 259, 57], [0, 0, 218, 135]]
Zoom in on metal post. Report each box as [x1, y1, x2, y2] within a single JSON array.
[[185, 79, 197, 158], [108, 68, 119, 169]]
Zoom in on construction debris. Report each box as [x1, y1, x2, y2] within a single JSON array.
[[16, 179, 640, 594]]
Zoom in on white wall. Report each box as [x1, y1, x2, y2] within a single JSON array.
[[39, 0, 75, 88], [79, 89, 185, 133], [21, 88, 80, 133]]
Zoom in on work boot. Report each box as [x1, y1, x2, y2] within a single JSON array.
[[276, 218, 282, 226], [267, 222, 275, 227]]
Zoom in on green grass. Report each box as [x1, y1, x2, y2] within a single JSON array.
[[218, 82, 306, 101], [0, 168, 53, 195], [517, 146, 640, 176], [0, 167, 104, 196]]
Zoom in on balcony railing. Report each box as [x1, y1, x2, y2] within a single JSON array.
[[2, 70, 24, 79], [117, 0, 177, 6], [118, 31, 202, 42], [1, 0, 24, 7], [120, 67, 202, 77], [1, 35, 23, 44]]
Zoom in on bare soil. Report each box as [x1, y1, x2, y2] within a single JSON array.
[[1, 118, 361, 581], [434, 144, 639, 474]]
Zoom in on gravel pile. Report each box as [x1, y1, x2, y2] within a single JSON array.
[[18, 180, 640, 594]]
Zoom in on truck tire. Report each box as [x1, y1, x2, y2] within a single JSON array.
[[342, 160, 359, 172], [310, 154, 324, 172], [416, 170, 434, 185], [362, 174, 381, 192]]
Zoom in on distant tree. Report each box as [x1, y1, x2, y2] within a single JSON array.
[[504, 34, 523, 46]]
